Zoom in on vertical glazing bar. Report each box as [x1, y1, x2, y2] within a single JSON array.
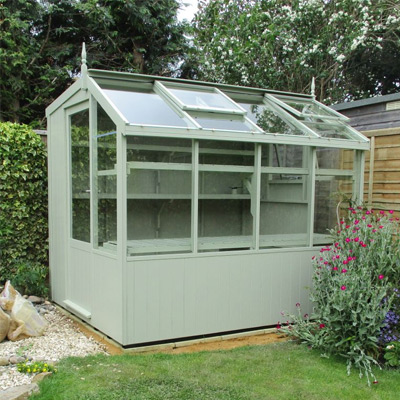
[[90, 96, 98, 248], [253, 143, 261, 250], [191, 140, 199, 253], [306, 147, 316, 246], [353, 150, 365, 205], [117, 124, 127, 342]]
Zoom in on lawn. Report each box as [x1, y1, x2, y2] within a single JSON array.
[[30, 341, 400, 400]]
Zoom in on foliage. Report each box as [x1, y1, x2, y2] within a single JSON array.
[[29, 344, 400, 400], [384, 342, 400, 367], [10, 260, 49, 297], [1, 0, 189, 127], [18, 361, 57, 374], [279, 208, 400, 385], [191, 0, 400, 103], [0, 122, 48, 281]]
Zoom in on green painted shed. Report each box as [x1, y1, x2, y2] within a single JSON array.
[[46, 49, 369, 347]]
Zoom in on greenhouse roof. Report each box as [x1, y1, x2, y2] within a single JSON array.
[[47, 67, 369, 150]]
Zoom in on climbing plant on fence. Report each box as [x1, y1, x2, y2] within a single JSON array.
[[0, 122, 48, 281]]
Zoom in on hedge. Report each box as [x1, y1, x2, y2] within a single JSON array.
[[0, 122, 48, 280]]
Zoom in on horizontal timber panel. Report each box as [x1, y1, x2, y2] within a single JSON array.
[[374, 136, 400, 146]]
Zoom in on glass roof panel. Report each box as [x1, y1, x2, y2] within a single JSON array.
[[168, 87, 243, 113], [270, 95, 346, 121], [190, 113, 252, 131], [302, 121, 354, 139], [102, 88, 189, 127], [240, 102, 305, 136]]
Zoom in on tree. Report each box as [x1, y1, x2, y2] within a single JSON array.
[[0, 0, 189, 127], [191, 0, 400, 103]]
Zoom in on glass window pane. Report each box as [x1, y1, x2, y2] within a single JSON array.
[[191, 113, 253, 131], [70, 109, 90, 242], [199, 140, 254, 166], [240, 102, 304, 135], [126, 137, 192, 256], [314, 176, 353, 238], [261, 144, 305, 168], [103, 88, 189, 127], [198, 140, 254, 251], [260, 173, 308, 248], [303, 121, 353, 139], [96, 105, 117, 251], [281, 99, 335, 118], [168, 87, 241, 111]]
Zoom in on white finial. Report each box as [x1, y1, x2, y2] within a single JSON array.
[[81, 42, 87, 67], [81, 42, 88, 90], [311, 77, 316, 99]]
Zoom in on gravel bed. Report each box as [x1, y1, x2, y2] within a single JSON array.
[[0, 305, 107, 391]]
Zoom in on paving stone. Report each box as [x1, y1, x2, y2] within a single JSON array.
[[0, 357, 10, 366], [9, 356, 26, 364], [32, 371, 53, 383], [0, 383, 39, 400], [27, 296, 43, 304]]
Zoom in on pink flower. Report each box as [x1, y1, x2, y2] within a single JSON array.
[[389, 210, 394, 214], [319, 323, 325, 329], [296, 302, 301, 307], [336, 255, 340, 259], [366, 210, 371, 215], [379, 225, 384, 229], [378, 275, 384, 280], [343, 260, 348, 265], [361, 243, 367, 248], [367, 224, 373, 228], [340, 220, 345, 225], [362, 216, 366, 220], [380, 210, 385, 215], [354, 237, 359, 242], [354, 220, 360, 225], [372, 229, 377, 233], [333, 267, 338, 271], [341, 268, 347, 273], [341, 285, 347, 291], [277, 322, 281, 329], [345, 238, 351, 243], [347, 256, 353, 261], [346, 225, 351, 229]]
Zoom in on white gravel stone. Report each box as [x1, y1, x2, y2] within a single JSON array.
[[0, 307, 107, 391]]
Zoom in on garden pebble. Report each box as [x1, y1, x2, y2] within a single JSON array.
[[0, 305, 107, 391]]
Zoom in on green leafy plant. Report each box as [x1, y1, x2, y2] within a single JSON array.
[[279, 207, 400, 385], [0, 122, 48, 281], [17, 361, 57, 374], [384, 342, 400, 367], [10, 260, 49, 297]]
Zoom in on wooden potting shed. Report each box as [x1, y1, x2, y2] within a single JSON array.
[[46, 52, 369, 347], [332, 94, 400, 214]]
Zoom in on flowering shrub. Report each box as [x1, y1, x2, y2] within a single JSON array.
[[380, 289, 400, 345], [17, 361, 57, 374], [279, 208, 400, 385]]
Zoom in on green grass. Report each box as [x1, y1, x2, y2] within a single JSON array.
[[30, 342, 400, 400]]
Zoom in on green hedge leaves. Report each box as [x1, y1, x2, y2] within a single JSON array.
[[0, 122, 48, 281]]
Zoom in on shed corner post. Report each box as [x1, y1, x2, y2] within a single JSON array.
[[117, 122, 128, 344]]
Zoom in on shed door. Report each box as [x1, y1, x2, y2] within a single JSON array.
[[65, 103, 92, 320]]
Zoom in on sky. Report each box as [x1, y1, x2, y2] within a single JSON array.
[[177, 0, 199, 22]]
